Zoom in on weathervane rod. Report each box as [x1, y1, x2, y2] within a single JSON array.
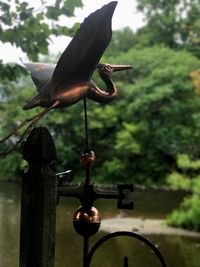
[[83, 98, 89, 151]]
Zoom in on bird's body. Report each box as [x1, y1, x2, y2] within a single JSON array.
[[24, 75, 90, 109], [23, 1, 131, 111], [23, 62, 125, 110]]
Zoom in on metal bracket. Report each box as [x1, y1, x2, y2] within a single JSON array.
[[56, 170, 74, 203], [117, 184, 134, 210], [57, 177, 134, 210], [56, 170, 73, 185]]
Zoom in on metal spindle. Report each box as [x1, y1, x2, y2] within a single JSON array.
[[123, 256, 129, 267], [83, 98, 89, 151]]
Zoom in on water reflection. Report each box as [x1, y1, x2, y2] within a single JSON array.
[[0, 183, 20, 267], [0, 182, 199, 267]]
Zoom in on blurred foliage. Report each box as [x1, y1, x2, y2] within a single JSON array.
[[191, 69, 200, 94], [105, 27, 136, 57], [167, 195, 200, 231], [1, 46, 200, 186], [0, 1, 200, 184], [102, 46, 200, 184], [136, 0, 200, 57], [167, 154, 200, 231], [0, 0, 82, 78], [1, 0, 200, 231]]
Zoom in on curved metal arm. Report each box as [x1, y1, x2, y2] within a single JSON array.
[[86, 231, 168, 267]]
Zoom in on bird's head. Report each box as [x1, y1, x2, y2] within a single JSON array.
[[97, 63, 132, 77]]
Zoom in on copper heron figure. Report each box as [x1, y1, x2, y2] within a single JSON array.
[[0, 1, 132, 156]]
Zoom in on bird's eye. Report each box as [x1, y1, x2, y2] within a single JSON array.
[[106, 66, 112, 72], [103, 65, 111, 73], [98, 64, 112, 74]]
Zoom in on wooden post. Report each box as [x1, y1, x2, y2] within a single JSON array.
[[19, 127, 57, 267]]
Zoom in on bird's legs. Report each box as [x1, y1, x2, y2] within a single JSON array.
[[0, 101, 59, 143], [0, 101, 59, 157], [0, 115, 38, 157]]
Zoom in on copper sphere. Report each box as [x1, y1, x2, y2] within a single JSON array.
[[73, 206, 101, 236], [81, 150, 96, 166]]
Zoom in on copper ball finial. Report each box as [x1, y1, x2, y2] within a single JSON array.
[[73, 206, 101, 236], [81, 150, 96, 166]]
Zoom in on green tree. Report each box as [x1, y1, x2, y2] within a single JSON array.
[[1, 2, 200, 187], [136, 0, 200, 57], [0, 76, 39, 180], [2, 45, 200, 184], [0, 0, 82, 79], [0, 73, 86, 181], [0, 0, 83, 180], [167, 154, 200, 231], [100, 46, 200, 184], [105, 27, 136, 56]]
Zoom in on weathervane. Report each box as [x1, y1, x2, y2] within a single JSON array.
[[0, 1, 131, 156], [1, 1, 168, 266]]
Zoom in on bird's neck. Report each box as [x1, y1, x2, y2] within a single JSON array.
[[100, 73, 115, 93], [87, 74, 117, 104]]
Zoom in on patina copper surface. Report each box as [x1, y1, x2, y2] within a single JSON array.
[[81, 150, 96, 166], [73, 206, 101, 236]]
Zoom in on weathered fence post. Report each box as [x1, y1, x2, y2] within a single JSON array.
[[19, 127, 57, 267]]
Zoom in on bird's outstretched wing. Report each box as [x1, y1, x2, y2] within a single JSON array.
[[51, 1, 117, 87], [25, 63, 56, 92]]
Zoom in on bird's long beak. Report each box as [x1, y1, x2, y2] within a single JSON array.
[[111, 64, 132, 72]]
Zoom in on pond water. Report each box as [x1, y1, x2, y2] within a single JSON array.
[[0, 182, 200, 267]]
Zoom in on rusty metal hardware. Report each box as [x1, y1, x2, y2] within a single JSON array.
[[57, 182, 133, 210], [56, 170, 73, 185], [117, 184, 134, 209]]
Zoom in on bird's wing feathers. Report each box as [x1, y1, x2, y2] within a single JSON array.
[[51, 1, 117, 86], [25, 63, 56, 92]]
